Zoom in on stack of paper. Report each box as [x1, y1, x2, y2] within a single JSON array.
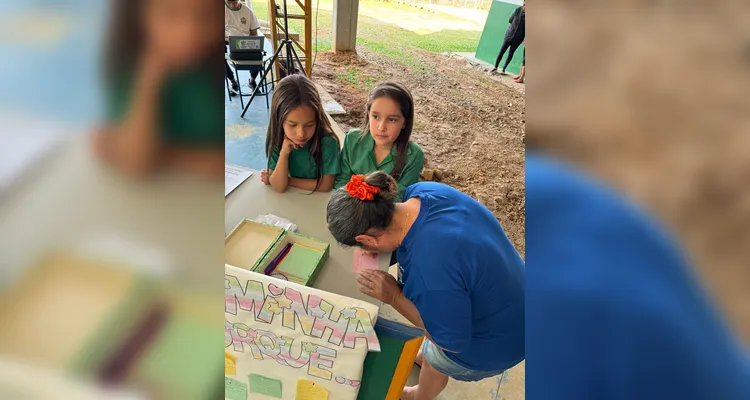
[[225, 164, 253, 197], [0, 114, 68, 197]]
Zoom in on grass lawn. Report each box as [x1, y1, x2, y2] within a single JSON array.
[[249, 0, 481, 63]]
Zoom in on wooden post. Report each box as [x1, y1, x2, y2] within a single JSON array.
[[305, 0, 312, 76], [268, 0, 280, 79], [332, 0, 359, 52], [268, 0, 313, 77]]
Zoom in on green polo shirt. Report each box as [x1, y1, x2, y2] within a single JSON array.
[[106, 65, 223, 148], [334, 129, 424, 201], [268, 135, 342, 179]]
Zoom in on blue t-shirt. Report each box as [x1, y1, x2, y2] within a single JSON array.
[[526, 154, 750, 399], [398, 182, 525, 371]]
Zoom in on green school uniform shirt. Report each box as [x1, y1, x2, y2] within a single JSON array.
[[268, 135, 342, 179], [106, 66, 223, 148], [334, 129, 425, 201]]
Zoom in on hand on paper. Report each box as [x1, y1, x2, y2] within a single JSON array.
[[260, 169, 271, 185], [358, 270, 401, 305]]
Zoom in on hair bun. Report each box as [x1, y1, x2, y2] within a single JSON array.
[[364, 171, 397, 201]]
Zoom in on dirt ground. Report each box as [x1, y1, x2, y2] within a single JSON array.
[[313, 49, 527, 256]]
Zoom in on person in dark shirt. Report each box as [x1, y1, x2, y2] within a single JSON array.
[[491, 1, 525, 74]]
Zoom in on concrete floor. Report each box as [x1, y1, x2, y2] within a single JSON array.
[[224, 83, 270, 171], [225, 37, 275, 171], [453, 52, 526, 95]]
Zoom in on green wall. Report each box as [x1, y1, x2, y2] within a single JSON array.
[[476, 0, 524, 75]]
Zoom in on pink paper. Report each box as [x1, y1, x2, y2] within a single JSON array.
[[353, 248, 379, 273]]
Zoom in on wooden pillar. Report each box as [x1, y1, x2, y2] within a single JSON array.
[[332, 0, 359, 52]]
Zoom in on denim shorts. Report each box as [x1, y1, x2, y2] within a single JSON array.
[[421, 339, 506, 382]]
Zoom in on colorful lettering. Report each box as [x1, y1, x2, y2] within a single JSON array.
[[226, 321, 263, 359], [278, 336, 311, 368], [309, 344, 337, 380], [253, 329, 289, 366], [310, 299, 349, 346], [281, 289, 316, 336], [225, 275, 265, 317], [343, 308, 379, 351]]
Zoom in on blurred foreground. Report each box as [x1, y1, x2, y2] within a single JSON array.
[[0, 118, 224, 399], [0, 0, 224, 397], [526, 0, 750, 398]]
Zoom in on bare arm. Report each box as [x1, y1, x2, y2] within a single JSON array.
[[359, 269, 464, 353], [104, 56, 167, 177], [164, 147, 224, 179], [288, 174, 335, 192], [391, 291, 426, 331], [392, 291, 459, 352], [268, 152, 291, 193]]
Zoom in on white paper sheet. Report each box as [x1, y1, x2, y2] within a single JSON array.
[[0, 114, 69, 197], [225, 164, 254, 197]]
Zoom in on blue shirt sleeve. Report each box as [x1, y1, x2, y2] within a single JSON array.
[[413, 289, 472, 354], [526, 154, 750, 399]]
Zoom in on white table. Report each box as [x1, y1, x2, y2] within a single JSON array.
[[225, 171, 391, 302]]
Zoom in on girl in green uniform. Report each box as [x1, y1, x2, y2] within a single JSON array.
[[334, 82, 424, 201], [260, 74, 341, 192], [93, 0, 224, 178]]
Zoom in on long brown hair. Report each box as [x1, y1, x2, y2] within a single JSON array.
[[103, 0, 144, 83], [359, 82, 415, 180], [102, 0, 222, 84], [265, 74, 340, 191]]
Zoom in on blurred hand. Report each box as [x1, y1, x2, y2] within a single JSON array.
[[260, 169, 270, 185], [141, 44, 186, 79]]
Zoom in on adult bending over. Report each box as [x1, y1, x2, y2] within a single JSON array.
[[327, 172, 525, 400]]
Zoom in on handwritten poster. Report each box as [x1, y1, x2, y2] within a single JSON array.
[[225, 264, 381, 400]]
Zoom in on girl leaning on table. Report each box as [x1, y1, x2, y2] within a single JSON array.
[[93, 0, 224, 178], [260, 74, 341, 193]]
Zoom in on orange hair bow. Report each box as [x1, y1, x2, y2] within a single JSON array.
[[345, 175, 380, 201]]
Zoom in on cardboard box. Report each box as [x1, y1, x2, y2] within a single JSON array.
[[0, 251, 156, 375], [258, 231, 329, 286], [225, 219, 329, 287], [225, 219, 285, 272]]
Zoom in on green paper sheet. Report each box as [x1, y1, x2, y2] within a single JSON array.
[[137, 314, 221, 399], [248, 373, 283, 398], [276, 244, 320, 280], [225, 376, 247, 400]]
